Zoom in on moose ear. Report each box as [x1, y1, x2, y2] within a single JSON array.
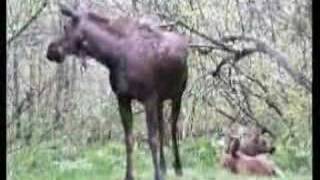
[[230, 138, 240, 158], [59, 3, 79, 19], [77, 2, 89, 13]]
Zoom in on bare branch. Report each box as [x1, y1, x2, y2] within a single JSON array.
[[156, 13, 237, 53], [7, 1, 48, 45], [223, 35, 311, 92], [210, 48, 258, 77]]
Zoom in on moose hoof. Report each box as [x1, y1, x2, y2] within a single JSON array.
[[160, 163, 167, 175], [173, 161, 183, 176], [175, 168, 183, 176], [125, 174, 134, 180], [161, 167, 167, 175]]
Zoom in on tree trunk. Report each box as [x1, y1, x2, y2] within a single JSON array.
[[13, 49, 21, 139], [26, 56, 35, 145]]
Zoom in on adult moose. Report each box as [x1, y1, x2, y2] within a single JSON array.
[[46, 4, 188, 180]]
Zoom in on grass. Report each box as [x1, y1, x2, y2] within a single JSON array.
[[8, 138, 312, 180]]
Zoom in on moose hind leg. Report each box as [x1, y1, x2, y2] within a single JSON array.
[[158, 102, 167, 174], [171, 96, 183, 176], [118, 97, 134, 180], [145, 97, 163, 180]]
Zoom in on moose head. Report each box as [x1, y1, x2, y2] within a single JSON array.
[[46, 3, 94, 63]]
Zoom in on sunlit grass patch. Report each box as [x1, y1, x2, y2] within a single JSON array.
[[9, 139, 311, 180]]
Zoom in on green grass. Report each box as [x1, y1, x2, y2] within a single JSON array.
[[8, 138, 312, 180]]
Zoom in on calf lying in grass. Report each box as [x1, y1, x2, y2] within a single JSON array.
[[241, 128, 276, 156], [226, 126, 276, 156], [222, 138, 277, 176]]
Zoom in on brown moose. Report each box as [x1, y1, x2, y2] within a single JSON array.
[[239, 128, 275, 156], [222, 138, 277, 176], [46, 4, 188, 180], [225, 126, 275, 156]]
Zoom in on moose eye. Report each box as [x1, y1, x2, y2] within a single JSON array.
[[261, 140, 267, 146], [75, 40, 83, 49], [63, 25, 68, 32]]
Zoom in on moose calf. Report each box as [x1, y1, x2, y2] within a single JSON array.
[[226, 126, 275, 156], [222, 138, 277, 176], [240, 128, 275, 156]]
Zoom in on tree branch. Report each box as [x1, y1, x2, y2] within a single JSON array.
[[209, 48, 258, 77], [7, 1, 47, 45], [156, 13, 237, 53], [222, 35, 311, 92], [157, 13, 311, 92]]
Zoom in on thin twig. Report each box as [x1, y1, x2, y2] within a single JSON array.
[[7, 1, 48, 45]]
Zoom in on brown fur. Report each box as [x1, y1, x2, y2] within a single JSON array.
[[87, 13, 162, 39], [47, 5, 188, 180], [222, 138, 277, 176], [239, 131, 275, 156], [225, 126, 275, 156]]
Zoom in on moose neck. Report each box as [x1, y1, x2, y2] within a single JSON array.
[[81, 21, 125, 69]]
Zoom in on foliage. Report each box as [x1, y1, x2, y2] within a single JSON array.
[[7, 0, 312, 179], [8, 140, 311, 180]]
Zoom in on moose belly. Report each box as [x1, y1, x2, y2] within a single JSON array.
[[155, 71, 187, 100], [108, 69, 156, 101], [109, 66, 187, 102]]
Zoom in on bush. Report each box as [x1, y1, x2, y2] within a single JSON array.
[[274, 140, 311, 174]]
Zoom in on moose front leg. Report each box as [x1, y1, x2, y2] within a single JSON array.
[[118, 97, 134, 180], [145, 96, 163, 180]]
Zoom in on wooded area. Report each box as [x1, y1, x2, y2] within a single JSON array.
[[7, 0, 312, 179]]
